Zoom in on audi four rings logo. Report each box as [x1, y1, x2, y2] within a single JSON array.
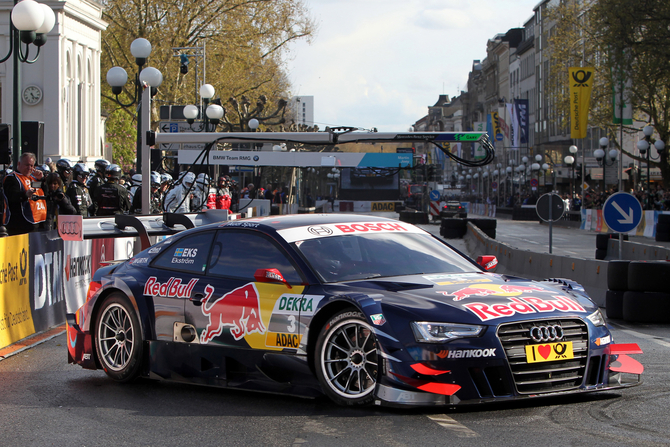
[[530, 325, 564, 342], [59, 221, 81, 235], [307, 226, 333, 236]]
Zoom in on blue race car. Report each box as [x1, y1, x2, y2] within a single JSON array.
[[67, 214, 643, 407]]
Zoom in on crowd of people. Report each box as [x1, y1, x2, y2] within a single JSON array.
[[0, 153, 290, 236]]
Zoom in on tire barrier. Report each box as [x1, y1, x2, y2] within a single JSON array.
[[440, 218, 467, 239], [657, 215, 670, 242], [399, 210, 429, 225], [440, 218, 496, 239], [603, 260, 670, 323], [595, 233, 629, 260], [622, 291, 670, 323], [605, 290, 625, 320]]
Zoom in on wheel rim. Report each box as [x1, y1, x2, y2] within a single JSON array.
[[320, 319, 378, 399], [97, 303, 134, 372]]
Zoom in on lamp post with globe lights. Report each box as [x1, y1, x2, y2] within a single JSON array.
[[0, 0, 56, 167], [568, 145, 578, 201], [637, 125, 665, 210], [593, 137, 618, 195], [106, 38, 163, 175], [182, 84, 225, 132]]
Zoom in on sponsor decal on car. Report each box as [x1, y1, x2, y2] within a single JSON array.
[[277, 222, 426, 243], [129, 257, 149, 265], [442, 348, 497, 359], [463, 295, 586, 322], [264, 294, 324, 349], [370, 313, 386, 326], [438, 283, 548, 301], [201, 283, 266, 343], [171, 247, 198, 264], [224, 221, 260, 228], [424, 273, 493, 286], [266, 332, 302, 348], [595, 335, 611, 346], [148, 245, 163, 254], [143, 276, 199, 298]]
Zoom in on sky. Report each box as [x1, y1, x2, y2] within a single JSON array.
[[286, 0, 540, 132]]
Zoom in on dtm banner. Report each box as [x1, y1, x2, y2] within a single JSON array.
[[0, 234, 33, 349], [569, 67, 595, 139], [29, 232, 67, 333]]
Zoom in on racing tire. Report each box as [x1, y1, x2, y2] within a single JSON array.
[[94, 293, 144, 382], [442, 227, 466, 239], [622, 291, 670, 323], [655, 222, 670, 233], [628, 261, 670, 293], [605, 290, 625, 320], [607, 260, 630, 291], [469, 218, 497, 230], [658, 214, 670, 224], [441, 218, 466, 230], [596, 233, 611, 250], [315, 308, 379, 406], [656, 231, 670, 242], [595, 249, 608, 260]]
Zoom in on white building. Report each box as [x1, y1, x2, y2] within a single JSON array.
[[0, 0, 107, 165], [288, 95, 314, 128]]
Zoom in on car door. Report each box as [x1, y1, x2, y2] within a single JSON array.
[[186, 229, 308, 352], [147, 231, 216, 342]]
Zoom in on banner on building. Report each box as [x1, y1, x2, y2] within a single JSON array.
[[0, 234, 33, 349], [514, 99, 529, 144], [612, 74, 633, 125], [506, 103, 520, 149], [569, 67, 595, 139]]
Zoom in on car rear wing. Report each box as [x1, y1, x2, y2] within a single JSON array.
[[80, 209, 234, 251]]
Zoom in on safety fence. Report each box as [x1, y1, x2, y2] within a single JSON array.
[[580, 209, 670, 238], [0, 231, 142, 350]]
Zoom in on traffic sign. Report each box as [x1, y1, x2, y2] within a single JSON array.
[[536, 193, 565, 222], [530, 178, 538, 187], [603, 192, 642, 233], [429, 190, 441, 201]]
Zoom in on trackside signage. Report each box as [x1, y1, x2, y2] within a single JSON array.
[[277, 222, 426, 243]]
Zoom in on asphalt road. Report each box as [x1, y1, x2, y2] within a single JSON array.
[[0, 323, 668, 447], [2, 213, 669, 446]]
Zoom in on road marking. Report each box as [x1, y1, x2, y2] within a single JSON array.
[[426, 414, 478, 437], [609, 322, 670, 348]]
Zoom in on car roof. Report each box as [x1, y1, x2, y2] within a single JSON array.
[[220, 213, 404, 231]]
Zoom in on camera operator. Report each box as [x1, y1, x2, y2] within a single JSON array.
[[42, 172, 76, 230], [2, 152, 47, 235]]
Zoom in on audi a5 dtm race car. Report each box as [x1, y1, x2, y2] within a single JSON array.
[[67, 214, 643, 407]]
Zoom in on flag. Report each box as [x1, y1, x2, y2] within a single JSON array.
[[612, 76, 633, 125], [569, 67, 595, 139], [514, 99, 529, 144]]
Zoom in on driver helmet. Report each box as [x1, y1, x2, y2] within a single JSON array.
[[105, 164, 123, 181], [131, 173, 143, 186], [94, 159, 110, 174]]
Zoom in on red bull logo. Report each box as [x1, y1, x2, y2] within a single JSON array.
[[441, 283, 547, 301], [201, 283, 267, 343]]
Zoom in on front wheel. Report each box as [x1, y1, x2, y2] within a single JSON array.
[[94, 293, 143, 382], [315, 309, 379, 406]]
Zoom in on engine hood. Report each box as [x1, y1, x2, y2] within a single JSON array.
[[347, 272, 598, 324]]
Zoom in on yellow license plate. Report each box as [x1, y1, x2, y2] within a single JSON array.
[[525, 341, 574, 363]]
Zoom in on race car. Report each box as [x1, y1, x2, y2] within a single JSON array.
[[67, 214, 643, 407], [440, 200, 467, 219]]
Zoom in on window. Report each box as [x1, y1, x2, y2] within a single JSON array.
[[152, 231, 216, 274], [207, 231, 302, 283]]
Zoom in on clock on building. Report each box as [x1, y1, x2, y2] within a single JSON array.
[[22, 85, 43, 105]]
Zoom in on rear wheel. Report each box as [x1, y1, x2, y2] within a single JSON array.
[[315, 309, 379, 406], [94, 293, 143, 382]]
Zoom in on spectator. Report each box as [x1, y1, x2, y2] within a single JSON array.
[[3, 152, 47, 235], [264, 183, 274, 201], [92, 164, 131, 216], [43, 172, 76, 230], [66, 163, 92, 217]]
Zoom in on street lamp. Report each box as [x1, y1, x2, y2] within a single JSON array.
[[593, 137, 615, 193], [183, 84, 225, 132], [106, 38, 163, 174], [0, 0, 56, 167], [637, 125, 666, 209], [568, 145, 578, 200]]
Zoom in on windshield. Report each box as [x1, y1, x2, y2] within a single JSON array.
[[294, 232, 478, 283]]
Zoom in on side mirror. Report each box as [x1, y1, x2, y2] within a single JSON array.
[[476, 255, 498, 271], [254, 268, 292, 288]]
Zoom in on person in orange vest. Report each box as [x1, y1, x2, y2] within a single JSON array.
[[3, 152, 47, 235]]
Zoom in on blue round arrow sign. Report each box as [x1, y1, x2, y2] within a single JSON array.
[[429, 190, 441, 201], [603, 192, 643, 233]]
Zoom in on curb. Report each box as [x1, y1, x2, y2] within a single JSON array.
[[0, 324, 66, 361]]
